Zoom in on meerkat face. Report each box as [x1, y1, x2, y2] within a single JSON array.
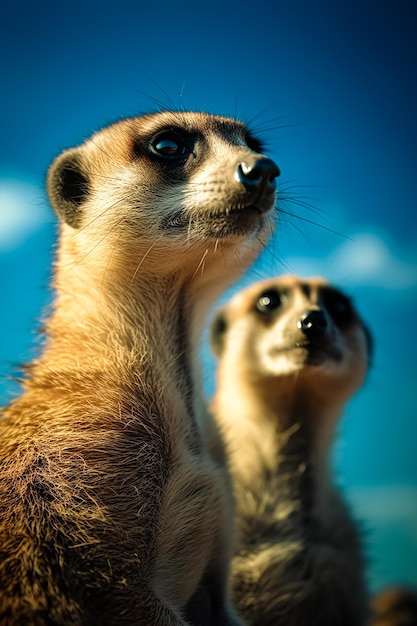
[[47, 111, 279, 275], [212, 275, 372, 403]]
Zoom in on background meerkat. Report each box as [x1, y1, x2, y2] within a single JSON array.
[[0, 111, 279, 625], [370, 587, 417, 626], [210, 275, 372, 626]]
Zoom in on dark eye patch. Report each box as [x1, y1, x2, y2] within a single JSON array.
[[244, 130, 265, 154], [151, 132, 191, 159], [255, 289, 283, 314], [322, 288, 354, 327], [211, 311, 228, 356], [132, 128, 194, 164]]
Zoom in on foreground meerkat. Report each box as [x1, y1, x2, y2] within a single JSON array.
[[211, 275, 372, 626], [0, 111, 279, 625]]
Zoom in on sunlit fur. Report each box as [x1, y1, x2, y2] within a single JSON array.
[[211, 275, 371, 626], [0, 111, 277, 625]]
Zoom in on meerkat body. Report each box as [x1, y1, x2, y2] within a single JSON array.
[[211, 275, 372, 626], [0, 111, 279, 625]]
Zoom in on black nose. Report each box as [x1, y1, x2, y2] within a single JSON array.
[[298, 310, 328, 338], [235, 157, 280, 191]]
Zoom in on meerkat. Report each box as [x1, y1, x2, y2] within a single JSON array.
[[210, 275, 372, 626], [0, 110, 280, 625], [371, 587, 417, 626]]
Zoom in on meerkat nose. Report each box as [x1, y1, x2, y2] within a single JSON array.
[[298, 309, 328, 338], [235, 156, 280, 192]]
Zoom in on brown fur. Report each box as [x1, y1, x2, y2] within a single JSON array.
[[371, 587, 417, 626], [211, 275, 372, 626], [0, 111, 279, 625]]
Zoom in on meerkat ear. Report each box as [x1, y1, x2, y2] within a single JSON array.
[[210, 310, 228, 357], [47, 147, 90, 228]]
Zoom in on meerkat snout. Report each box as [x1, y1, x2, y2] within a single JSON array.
[[234, 155, 280, 199], [297, 308, 328, 338]]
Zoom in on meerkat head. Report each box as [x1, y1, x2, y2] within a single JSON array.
[[47, 111, 279, 279], [212, 275, 372, 406]]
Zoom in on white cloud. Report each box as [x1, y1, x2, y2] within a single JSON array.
[[283, 232, 417, 291], [330, 234, 417, 289], [0, 180, 53, 252], [347, 484, 417, 533]]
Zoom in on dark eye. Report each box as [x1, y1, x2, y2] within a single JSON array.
[[255, 289, 282, 314], [151, 132, 191, 160], [324, 290, 353, 326]]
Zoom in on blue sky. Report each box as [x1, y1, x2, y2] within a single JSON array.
[[1, 0, 416, 593]]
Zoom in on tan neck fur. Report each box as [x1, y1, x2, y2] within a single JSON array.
[[214, 366, 343, 521], [27, 231, 220, 449]]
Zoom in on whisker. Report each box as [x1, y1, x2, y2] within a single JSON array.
[[89, 138, 127, 168], [91, 173, 130, 183], [178, 82, 187, 112], [62, 217, 125, 275], [244, 105, 280, 128], [276, 184, 349, 239], [68, 193, 138, 241], [278, 193, 330, 220], [129, 88, 172, 113], [134, 78, 179, 113], [129, 241, 159, 286], [279, 211, 306, 238], [250, 121, 306, 134], [192, 249, 209, 280], [261, 228, 291, 274], [101, 233, 121, 295], [233, 246, 249, 276], [279, 206, 349, 239]]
